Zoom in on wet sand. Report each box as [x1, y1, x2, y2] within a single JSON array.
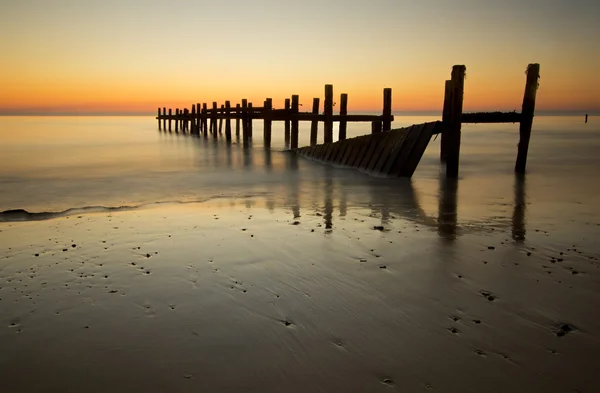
[[1, 199, 599, 393]]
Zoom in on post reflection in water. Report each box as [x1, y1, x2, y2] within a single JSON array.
[[512, 174, 526, 242], [323, 166, 334, 230], [437, 177, 458, 241]]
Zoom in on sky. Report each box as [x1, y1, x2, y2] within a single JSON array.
[[1, 0, 599, 115]]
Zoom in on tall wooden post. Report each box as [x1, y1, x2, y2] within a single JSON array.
[[184, 108, 190, 133], [515, 63, 540, 174], [241, 99, 248, 144], [291, 95, 299, 149], [196, 103, 201, 134], [284, 98, 291, 148], [338, 93, 348, 140], [225, 101, 232, 141], [446, 65, 466, 178], [168, 108, 172, 131], [175, 109, 179, 132], [440, 80, 453, 162], [248, 103, 253, 138], [157, 108, 161, 130], [324, 84, 333, 143], [310, 98, 320, 146], [163, 107, 167, 130], [264, 98, 272, 148], [371, 121, 381, 134], [235, 104, 241, 136], [218, 105, 224, 134], [211, 102, 218, 137], [382, 88, 392, 131], [202, 103, 208, 135]]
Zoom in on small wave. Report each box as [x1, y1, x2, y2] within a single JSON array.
[[0, 193, 271, 222]]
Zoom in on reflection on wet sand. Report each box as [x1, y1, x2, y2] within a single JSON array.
[[166, 132, 527, 240]]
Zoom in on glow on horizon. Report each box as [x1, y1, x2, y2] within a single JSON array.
[[1, 0, 599, 115]]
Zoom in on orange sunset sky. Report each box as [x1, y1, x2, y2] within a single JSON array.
[[1, 0, 599, 115]]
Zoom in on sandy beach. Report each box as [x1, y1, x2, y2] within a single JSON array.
[[2, 195, 599, 392]]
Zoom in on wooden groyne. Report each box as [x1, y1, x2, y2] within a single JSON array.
[[156, 63, 540, 178]]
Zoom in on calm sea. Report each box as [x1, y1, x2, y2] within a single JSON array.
[[1, 115, 599, 241]]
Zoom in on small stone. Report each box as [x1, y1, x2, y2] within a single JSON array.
[[146, 253, 151, 258], [34, 254, 39, 257], [487, 295, 495, 301], [71, 244, 76, 248], [379, 265, 387, 269], [62, 249, 68, 252], [488, 246, 495, 250], [527, 252, 532, 256], [373, 226, 385, 231], [292, 221, 300, 225]]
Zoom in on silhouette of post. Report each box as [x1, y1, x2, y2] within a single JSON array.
[[324, 85, 334, 143], [446, 65, 466, 178], [157, 108, 161, 130], [211, 102, 218, 137], [202, 103, 208, 135], [382, 88, 392, 131], [291, 95, 299, 149], [440, 80, 453, 162], [168, 108, 172, 131], [241, 99, 248, 144], [225, 101, 232, 141], [196, 103, 201, 134], [184, 108, 189, 133], [236, 104, 241, 136], [310, 98, 320, 146], [515, 63, 540, 174], [284, 98, 291, 148], [163, 107, 167, 130], [371, 120, 381, 133], [219, 105, 224, 134], [585, 114, 588, 123], [264, 98, 272, 148], [339, 93, 348, 140], [248, 102, 253, 138], [175, 109, 179, 132], [512, 174, 526, 242]]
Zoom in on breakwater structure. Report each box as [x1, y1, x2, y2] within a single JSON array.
[[156, 64, 540, 178]]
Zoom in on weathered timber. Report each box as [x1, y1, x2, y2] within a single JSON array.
[[218, 105, 224, 134], [324, 85, 333, 143], [310, 98, 319, 146], [284, 98, 291, 149], [235, 104, 241, 136], [440, 80, 453, 161], [211, 102, 218, 137], [264, 98, 272, 147], [168, 109, 172, 131], [446, 65, 466, 178], [339, 93, 348, 141], [225, 101, 232, 141], [248, 102, 253, 138], [175, 109, 179, 132], [291, 95, 299, 149], [297, 122, 442, 178], [157, 108, 161, 130], [241, 99, 248, 143], [371, 120, 381, 134], [382, 88, 392, 131], [515, 63, 540, 174]]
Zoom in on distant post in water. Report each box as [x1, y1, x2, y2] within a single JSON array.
[[202, 103, 208, 135], [284, 98, 291, 148], [338, 93, 348, 140], [324, 84, 333, 143], [163, 107, 167, 130], [211, 102, 218, 137], [248, 103, 253, 138], [291, 95, 299, 149], [175, 109, 179, 132], [236, 104, 241, 136], [168, 108, 172, 131], [264, 98, 272, 148], [225, 101, 232, 141], [446, 65, 466, 178], [585, 114, 588, 123], [382, 88, 392, 131], [440, 80, 453, 162], [195, 103, 201, 134], [157, 108, 161, 130], [310, 97, 320, 146], [219, 105, 224, 134], [515, 63, 540, 174], [241, 99, 248, 144]]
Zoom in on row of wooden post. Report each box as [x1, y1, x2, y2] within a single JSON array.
[[157, 86, 393, 150]]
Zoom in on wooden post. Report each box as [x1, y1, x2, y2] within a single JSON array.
[[157, 108, 161, 130], [371, 121, 381, 134], [202, 103, 208, 135], [235, 104, 241, 136], [515, 63, 540, 174], [211, 102, 218, 137], [324, 84, 333, 143], [241, 99, 248, 143], [163, 107, 167, 130], [218, 105, 224, 134], [225, 101, 232, 141], [168, 108, 172, 131], [284, 98, 291, 148], [382, 88, 392, 131], [446, 65, 466, 178], [175, 109, 179, 132], [196, 103, 201, 134], [440, 80, 453, 162], [264, 98, 272, 148], [291, 95, 299, 149], [310, 98, 320, 146], [248, 103, 253, 138], [184, 108, 189, 133], [338, 93, 348, 140]]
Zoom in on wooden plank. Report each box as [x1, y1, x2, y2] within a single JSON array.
[[348, 135, 373, 168], [247, 102, 253, 138], [264, 98, 272, 148], [338, 93, 348, 140], [291, 95, 299, 149], [324, 84, 333, 143], [358, 133, 386, 170], [366, 131, 395, 173], [388, 125, 423, 177], [331, 141, 348, 164], [284, 98, 290, 149], [399, 122, 437, 177], [225, 101, 232, 141], [373, 129, 408, 174], [446, 65, 466, 178], [382, 88, 392, 131], [310, 98, 319, 146], [235, 104, 241, 136], [515, 63, 540, 174]]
